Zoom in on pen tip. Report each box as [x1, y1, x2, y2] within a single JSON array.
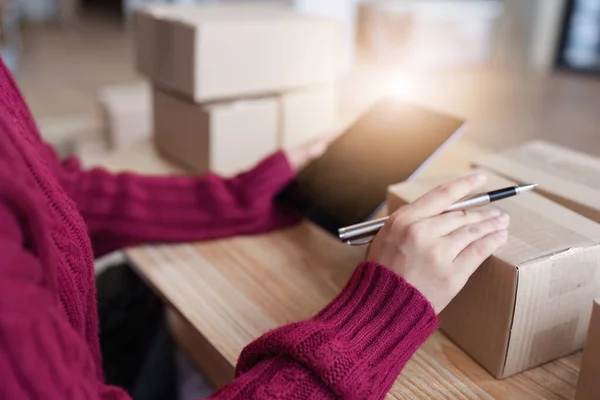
[[517, 183, 538, 193]]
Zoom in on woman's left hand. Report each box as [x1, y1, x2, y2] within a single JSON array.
[[284, 130, 341, 171]]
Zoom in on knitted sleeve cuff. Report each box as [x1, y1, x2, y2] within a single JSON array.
[[236, 262, 438, 398], [234, 150, 295, 203]]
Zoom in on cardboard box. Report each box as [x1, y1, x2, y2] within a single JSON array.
[[153, 88, 278, 177], [387, 169, 600, 379], [98, 83, 152, 151], [280, 85, 337, 149], [126, 1, 290, 20], [473, 140, 600, 223], [576, 298, 600, 400], [134, 4, 339, 102]]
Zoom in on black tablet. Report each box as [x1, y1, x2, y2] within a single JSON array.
[[276, 98, 466, 235]]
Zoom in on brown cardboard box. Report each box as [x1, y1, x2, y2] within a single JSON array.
[[153, 88, 278, 177], [134, 5, 339, 103], [388, 169, 600, 379], [280, 85, 337, 149], [576, 298, 600, 400], [98, 83, 152, 151], [473, 140, 600, 223]]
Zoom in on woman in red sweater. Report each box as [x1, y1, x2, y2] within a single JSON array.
[[0, 55, 509, 399]]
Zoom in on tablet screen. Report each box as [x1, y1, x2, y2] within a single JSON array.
[[276, 98, 466, 234]]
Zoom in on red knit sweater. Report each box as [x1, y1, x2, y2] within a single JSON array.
[[0, 59, 437, 399]]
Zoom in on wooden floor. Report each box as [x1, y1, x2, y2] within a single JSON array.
[[338, 67, 600, 157], [11, 10, 600, 159], [14, 11, 140, 122], [431, 71, 600, 156]]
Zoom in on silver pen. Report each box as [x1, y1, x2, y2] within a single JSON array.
[[338, 183, 538, 246]]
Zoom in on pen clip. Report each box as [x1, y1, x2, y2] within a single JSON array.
[[345, 236, 375, 246]]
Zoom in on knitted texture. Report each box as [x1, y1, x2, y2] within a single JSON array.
[[0, 56, 438, 400], [214, 262, 439, 399]]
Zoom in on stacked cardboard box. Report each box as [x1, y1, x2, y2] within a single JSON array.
[[133, 4, 340, 176], [473, 140, 600, 223], [475, 141, 600, 392], [388, 169, 600, 379]]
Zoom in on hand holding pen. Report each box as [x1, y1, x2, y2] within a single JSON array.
[[339, 176, 537, 246], [364, 173, 512, 313]]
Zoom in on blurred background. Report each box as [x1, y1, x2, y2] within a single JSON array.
[[4, 2, 598, 398], [2, 0, 599, 167]]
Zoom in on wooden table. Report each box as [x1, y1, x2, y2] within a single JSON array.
[[100, 138, 582, 399]]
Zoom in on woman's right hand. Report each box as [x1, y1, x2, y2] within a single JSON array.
[[366, 173, 510, 314]]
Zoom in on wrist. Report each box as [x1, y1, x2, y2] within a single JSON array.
[[238, 262, 438, 398], [313, 262, 438, 326]]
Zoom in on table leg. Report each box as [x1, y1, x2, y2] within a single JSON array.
[[166, 307, 235, 390]]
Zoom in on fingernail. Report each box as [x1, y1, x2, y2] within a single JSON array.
[[497, 230, 508, 237], [487, 208, 501, 217], [472, 173, 486, 183], [498, 213, 510, 223]]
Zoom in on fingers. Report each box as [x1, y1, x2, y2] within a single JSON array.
[[445, 213, 510, 258], [453, 229, 508, 277], [421, 207, 501, 237], [403, 173, 487, 223], [323, 128, 344, 143]]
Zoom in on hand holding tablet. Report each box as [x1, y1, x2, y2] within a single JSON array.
[[276, 98, 467, 235]]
